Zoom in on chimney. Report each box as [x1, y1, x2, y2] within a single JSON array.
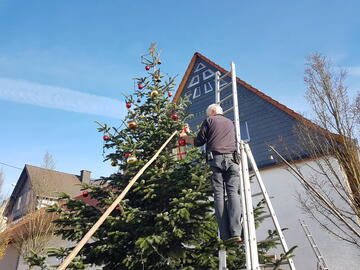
[[80, 170, 91, 184]]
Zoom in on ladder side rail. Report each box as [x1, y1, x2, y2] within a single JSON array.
[[215, 71, 221, 104], [238, 146, 251, 269], [231, 62, 260, 269], [244, 143, 296, 270], [299, 220, 328, 270], [229, 62, 253, 269], [230, 62, 241, 140], [218, 249, 227, 270], [240, 142, 260, 269], [300, 222, 323, 258]]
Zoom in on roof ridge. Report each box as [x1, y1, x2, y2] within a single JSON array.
[[25, 164, 82, 177]]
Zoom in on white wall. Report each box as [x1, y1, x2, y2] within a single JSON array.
[[254, 158, 360, 270], [13, 236, 98, 270]]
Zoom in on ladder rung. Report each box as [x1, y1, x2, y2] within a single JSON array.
[[219, 82, 232, 92], [258, 237, 280, 244], [219, 94, 233, 104], [252, 192, 263, 198], [255, 214, 272, 221], [239, 261, 289, 270], [259, 261, 289, 267], [223, 107, 234, 115], [219, 71, 231, 80]]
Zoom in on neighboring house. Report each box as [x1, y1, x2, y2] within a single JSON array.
[[0, 200, 8, 232], [0, 165, 93, 270], [173, 52, 359, 270]]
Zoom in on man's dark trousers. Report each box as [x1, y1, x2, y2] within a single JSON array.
[[207, 153, 242, 240]]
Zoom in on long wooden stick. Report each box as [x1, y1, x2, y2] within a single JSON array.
[[58, 130, 178, 270], [269, 145, 360, 238]]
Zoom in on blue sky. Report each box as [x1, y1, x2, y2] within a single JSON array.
[[0, 0, 359, 196]]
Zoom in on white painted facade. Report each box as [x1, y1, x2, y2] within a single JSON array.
[[0, 236, 98, 270], [255, 158, 359, 270]]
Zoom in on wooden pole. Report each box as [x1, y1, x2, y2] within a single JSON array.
[[58, 130, 178, 270]]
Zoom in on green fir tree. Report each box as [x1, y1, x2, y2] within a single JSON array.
[[26, 44, 295, 270]]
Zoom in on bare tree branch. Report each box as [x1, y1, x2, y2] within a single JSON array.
[[42, 152, 56, 170], [276, 53, 360, 248]]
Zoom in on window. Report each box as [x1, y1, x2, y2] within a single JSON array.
[[240, 121, 250, 142], [194, 63, 206, 72], [17, 196, 22, 210], [188, 75, 200, 88], [204, 82, 213, 93], [37, 198, 56, 209], [202, 69, 215, 80], [193, 87, 201, 99]]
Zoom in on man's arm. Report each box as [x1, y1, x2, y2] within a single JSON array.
[[181, 120, 208, 146]]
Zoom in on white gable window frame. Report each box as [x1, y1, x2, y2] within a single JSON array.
[[188, 75, 200, 88], [17, 195, 22, 210], [203, 69, 215, 80], [204, 82, 213, 93], [193, 87, 201, 99], [240, 121, 250, 142], [194, 63, 206, 72]]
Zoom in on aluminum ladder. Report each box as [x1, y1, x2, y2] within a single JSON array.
[[299, 220, 329, 270], [214, 62, 296, 270]]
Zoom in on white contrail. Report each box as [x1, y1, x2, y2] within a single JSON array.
[[0, 78, 125, 118]]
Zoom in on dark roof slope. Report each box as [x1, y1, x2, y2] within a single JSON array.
[[25, 165, 83, 198]]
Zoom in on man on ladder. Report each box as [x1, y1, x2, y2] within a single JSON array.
[[181, 62, 297, 270], [181, 103, 242, 244]]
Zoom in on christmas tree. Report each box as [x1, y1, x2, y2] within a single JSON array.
[[26, 44, 294, 269]]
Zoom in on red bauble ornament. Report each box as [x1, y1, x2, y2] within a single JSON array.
[[168, 92, 172, 97], [171, 113, 178, 120], [115, 206, 121, 211], [126, 103, 131, 109], [82, 191, 89, 197], [178, 139, 186, 146], [103, 135, 110, 141], [138, 84, 143, 90], [124, 153, 132, 158], [145, 65, 150, 70]]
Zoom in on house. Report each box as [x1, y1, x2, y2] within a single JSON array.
[[0, 165, 93, 270], [173, 52, 360, 270], [0, 199, 8, 232]]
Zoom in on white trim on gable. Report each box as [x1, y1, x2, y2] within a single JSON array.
[[204, 82, 213, 93], [194, 63, 206, 72], [203, 69, 215, 80], [193, 87, 201, 99], [188, 75, 200, 88]]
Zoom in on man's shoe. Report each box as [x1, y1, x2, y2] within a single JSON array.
[[224, 236, 243, 245]]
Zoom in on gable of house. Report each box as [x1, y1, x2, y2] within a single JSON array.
[[4, 165, 85, 221], [174, 53, 312, 169]]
